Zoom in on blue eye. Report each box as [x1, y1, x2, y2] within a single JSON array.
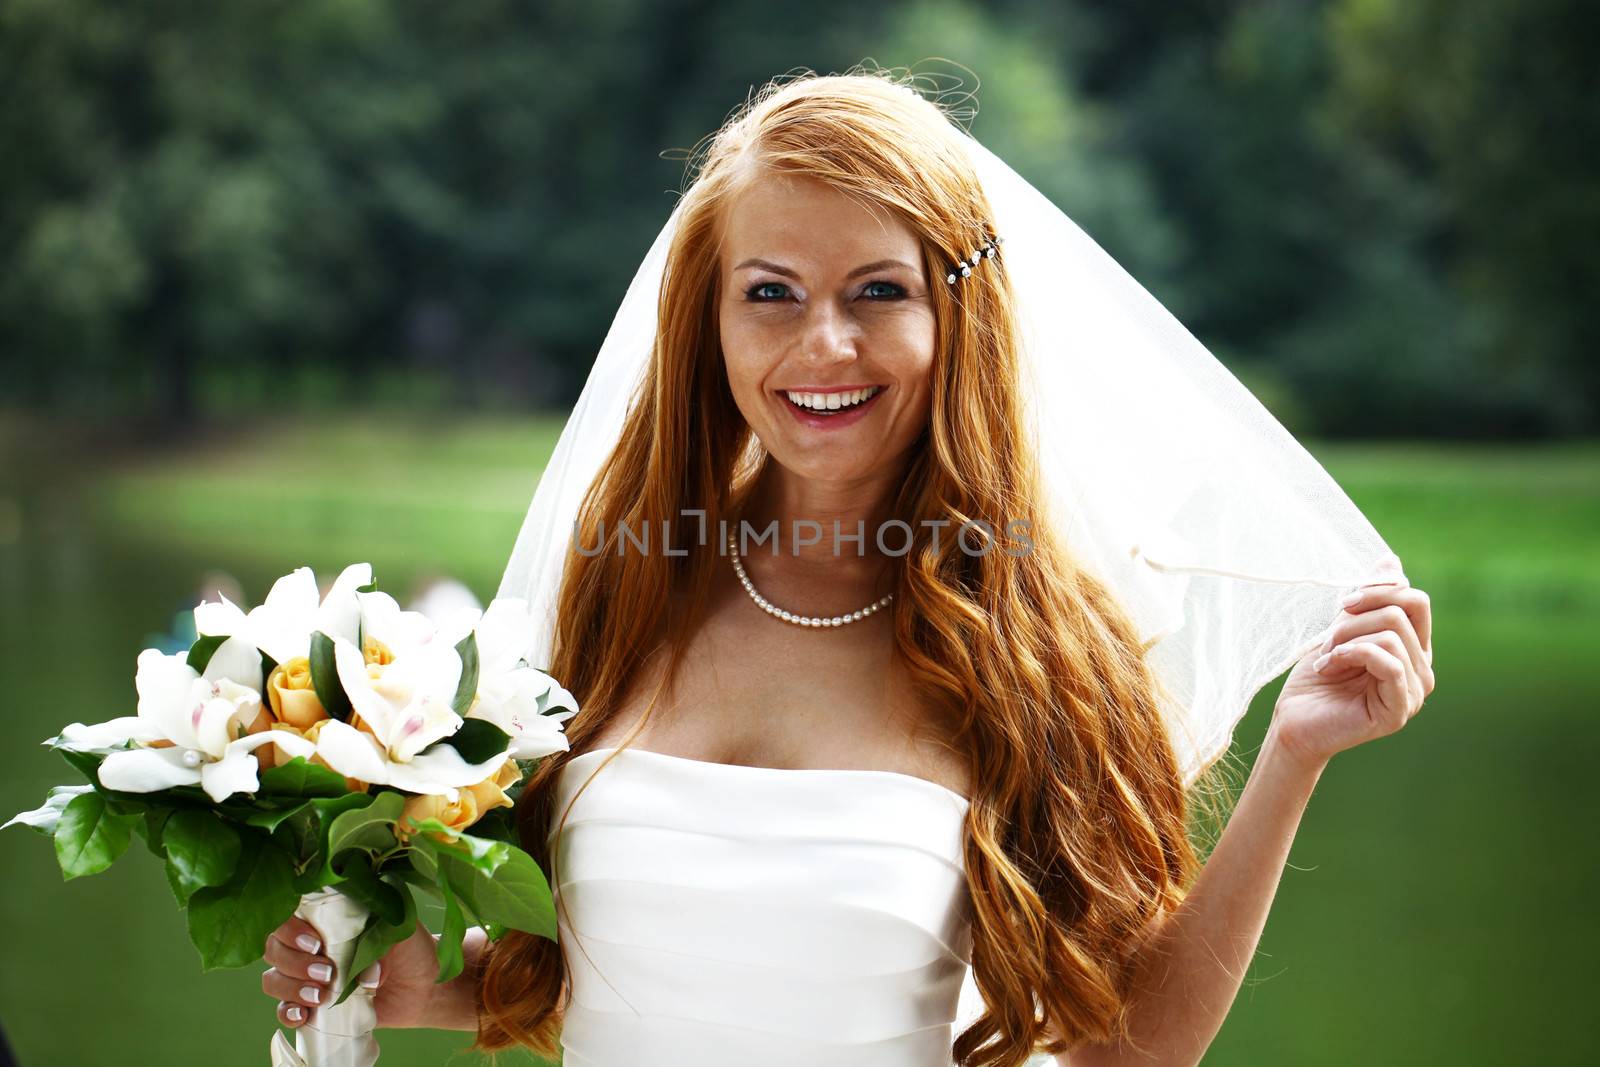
[[744, 280, 906, 302]]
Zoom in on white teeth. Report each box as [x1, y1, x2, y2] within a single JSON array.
[[784, 386, 881, 411]]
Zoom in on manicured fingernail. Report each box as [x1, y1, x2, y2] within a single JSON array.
[[300, 985, 321, 1004], [1341, 591, 1361, 607], [1313, 652, 1332, 671], [360, 962, 381, 989], [286, 1005, 304, 1022], [308, 963, 332, 982], [296, 934, 321, 953]]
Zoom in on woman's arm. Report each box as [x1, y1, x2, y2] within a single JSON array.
[[1064, 572, 1433, 1065], [1060, 723, 1325, 1067]]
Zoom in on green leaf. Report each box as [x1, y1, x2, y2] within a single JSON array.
[[54, 746, 105, 786], [243, 783, 363, 831], [467, 806, 519, 849], [309, 792, 380, 858], [309, 631, 354, 722], [54, 792, 137, 879], [163, 809, 243, 897], [259, 757, 349, 798], [333, 877, 416, 1007], [387, 863, 440, 903], [244, 800, 312, 832], [451, 633, 479, 715], [138, 808, 171, 859], [438, 718, 510, 765], [166, 857, 194, 906], [289, 792, 382, 892], [333, 853, 405, 926], [310, 791, 378, 823], [160, 784, 214, 806], [271, 803, 323, 867], [186, 837, 300, 970], [438, 848, 555, 940], [102, 791, 156, 818], [328, 790, 404, 855], [185, 633, 229, 673], [434, 873, 469, 984], [406, 820, 510, 875], [408, 838, 439, 883]]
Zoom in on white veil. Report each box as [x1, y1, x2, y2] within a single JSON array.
[[498, 124, 1396, 785], [495, 109, 1397, 1059]]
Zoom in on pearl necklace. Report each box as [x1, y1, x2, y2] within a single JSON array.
[[727, 532, 893, 628]]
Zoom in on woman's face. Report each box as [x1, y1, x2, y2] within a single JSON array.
[[718, 171, 937, 486]]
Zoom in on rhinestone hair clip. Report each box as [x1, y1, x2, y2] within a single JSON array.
[[946, 230, 1003, 285]]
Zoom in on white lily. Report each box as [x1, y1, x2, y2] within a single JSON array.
[[354, 588, 441, 661], [58, 637, 315, 803], [313, 635, 507, 801], [462, 597, 576, 759], [3, 785, 95, 834], [194, 562, 372, 665]]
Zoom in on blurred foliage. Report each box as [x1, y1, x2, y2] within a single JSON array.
[[0, 0, 1594, 435]]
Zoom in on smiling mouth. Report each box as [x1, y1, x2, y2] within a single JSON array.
[[781, 385, 885, 415]]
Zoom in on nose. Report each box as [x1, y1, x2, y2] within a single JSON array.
[[800, 299, 859, 367]]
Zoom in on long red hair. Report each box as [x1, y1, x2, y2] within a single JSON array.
[[473, 67, 1208, 1066]]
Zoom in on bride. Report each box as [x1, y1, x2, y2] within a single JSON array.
[[258, 69, 1435, 1066]]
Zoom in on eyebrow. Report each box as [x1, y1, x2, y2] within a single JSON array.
[[733, 257, 919, 280]]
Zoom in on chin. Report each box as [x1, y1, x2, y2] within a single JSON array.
[[772, 441, 903, 483]]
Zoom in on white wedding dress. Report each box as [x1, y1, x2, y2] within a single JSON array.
[[546, 745, 1050, 1066]]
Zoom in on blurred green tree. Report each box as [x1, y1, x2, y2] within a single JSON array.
[[0, 0, 1590, 436], [1324, 0, 1598, 433]]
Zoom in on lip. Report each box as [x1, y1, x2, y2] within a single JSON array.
[[776, 385, 887, 431], [778, 384, 884, 393]]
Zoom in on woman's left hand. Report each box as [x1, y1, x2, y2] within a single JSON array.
[[1271, 554, 1436, 770]]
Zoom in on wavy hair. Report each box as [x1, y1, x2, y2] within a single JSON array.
[[473, 66, 1207, 1066]]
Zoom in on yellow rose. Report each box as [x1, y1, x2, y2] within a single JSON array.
[[398, 760, 522, 844], [465, 759, 523, 815], [399, 789, 479, 844], [265, 656, 328, 730]]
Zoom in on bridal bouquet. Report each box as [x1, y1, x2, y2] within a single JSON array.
[[4, 563, 575, 1067]]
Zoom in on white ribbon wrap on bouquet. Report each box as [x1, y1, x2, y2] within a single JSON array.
[[269, 888, 379, 1067]]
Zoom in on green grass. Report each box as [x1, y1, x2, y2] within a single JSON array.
[[1309, 439, 1600, 613], [0, 416, 1594, 1065], [85, 413, 567, 596]]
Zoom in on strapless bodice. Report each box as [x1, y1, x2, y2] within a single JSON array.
[[546, 745, 978, 1066]]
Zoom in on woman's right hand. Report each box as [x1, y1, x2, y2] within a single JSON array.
[[261, 916, 443, 1031]]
